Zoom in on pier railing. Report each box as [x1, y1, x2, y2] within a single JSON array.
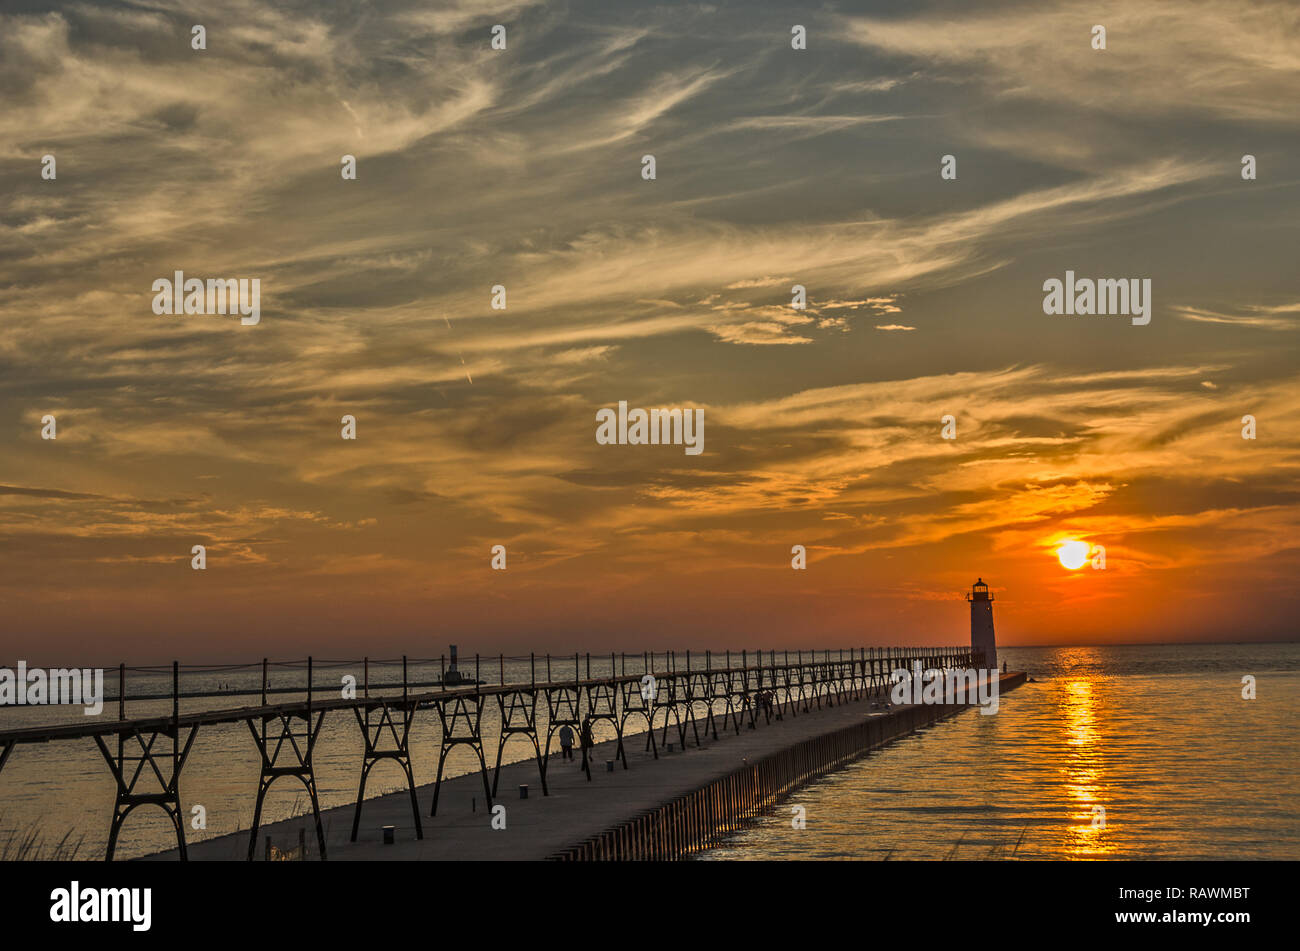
[[0, 646, 982, 860], [553, 671, 1026, 860]]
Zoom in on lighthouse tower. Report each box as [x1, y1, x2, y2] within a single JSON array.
[[967, 579, 997, 671]]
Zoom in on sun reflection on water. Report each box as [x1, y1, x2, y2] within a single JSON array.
[[1057, 654, 1113, 857]]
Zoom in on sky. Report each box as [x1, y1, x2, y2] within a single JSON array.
[[1, 0, 1297, 663]]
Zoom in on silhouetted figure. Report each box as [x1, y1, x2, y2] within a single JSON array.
[[558, 724, 574, 761], [1002, 660, 1008, 674]]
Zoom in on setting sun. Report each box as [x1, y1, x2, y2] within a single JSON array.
[[1057, 540, 1091, 570]]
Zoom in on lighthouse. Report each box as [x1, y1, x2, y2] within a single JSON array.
[[967, 579, 997, 671]]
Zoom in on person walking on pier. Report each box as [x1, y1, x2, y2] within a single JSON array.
[[580, 720, 594, 766], [559, 724, 575, 761]]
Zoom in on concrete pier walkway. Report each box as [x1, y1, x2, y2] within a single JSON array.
[[147, 672, 1025, 861]]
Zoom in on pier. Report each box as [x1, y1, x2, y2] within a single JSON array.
[[0, 648, 1019, 860]]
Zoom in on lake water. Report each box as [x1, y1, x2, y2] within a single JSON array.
[[3, 644, 1295, 861], [700, 643, 1300, 860]]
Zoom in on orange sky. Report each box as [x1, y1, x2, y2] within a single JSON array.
[[1, 1, 1297, 663]]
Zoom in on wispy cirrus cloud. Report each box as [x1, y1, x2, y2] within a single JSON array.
[[0, 0, 1297, 655], [1173, 302, 1300, 331], [838, 0, 1300, 125]]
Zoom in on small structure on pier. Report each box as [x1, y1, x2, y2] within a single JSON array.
[[441, 645, 474, 686], [966, 579, 997, 671]]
